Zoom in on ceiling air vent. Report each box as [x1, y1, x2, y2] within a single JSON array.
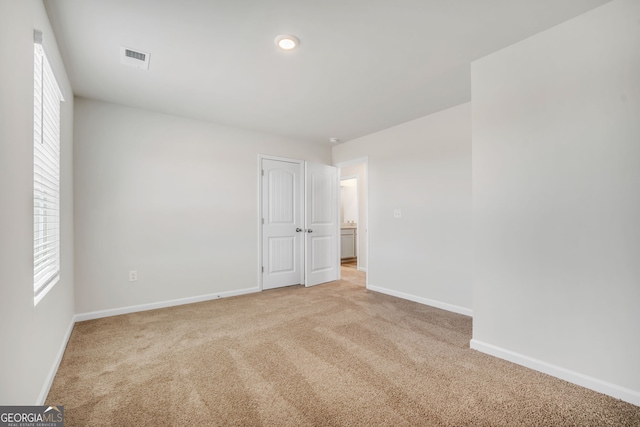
[[120, 46, 150, 70]]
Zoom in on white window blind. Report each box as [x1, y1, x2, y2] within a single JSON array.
[[33, 29, 64, 302]]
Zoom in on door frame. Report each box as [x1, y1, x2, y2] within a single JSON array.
[[258, 154, 306, 290], [334, 157, 369, 289]]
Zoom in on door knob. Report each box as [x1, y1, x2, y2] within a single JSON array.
[[296, 228, 303, 232], [306, 229, 313, 233]]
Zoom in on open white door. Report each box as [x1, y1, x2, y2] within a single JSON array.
[[262, 159, 304, 290], [305, 162, 339, 287]]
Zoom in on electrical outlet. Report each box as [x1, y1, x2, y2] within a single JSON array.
[[129, 270, 138, 282], [393, 209, 402, 219]]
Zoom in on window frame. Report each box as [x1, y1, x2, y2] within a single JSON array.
[[33, 29, 64, 305]]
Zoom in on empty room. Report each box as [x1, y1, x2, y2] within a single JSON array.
[[1, 0, 639, 425]]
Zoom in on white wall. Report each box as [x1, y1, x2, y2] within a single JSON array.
[[339, 162, 368, 271], [472, 0, 640, 404], [74, 98, 332, 315], [333, 103, 472, 315], [0, 0, 75, 404], [340, 180, 358, 224]]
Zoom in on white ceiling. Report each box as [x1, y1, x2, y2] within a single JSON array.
[[44, 0, 610, 144]]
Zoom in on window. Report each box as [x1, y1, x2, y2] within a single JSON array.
[[33, 29, 64, 305]]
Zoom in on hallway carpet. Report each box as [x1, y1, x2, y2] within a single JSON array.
[[47, 269, 639, 426]]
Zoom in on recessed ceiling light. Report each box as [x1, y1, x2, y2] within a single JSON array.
[[329, 137, 341, 144], [275, 34, 300, 51]]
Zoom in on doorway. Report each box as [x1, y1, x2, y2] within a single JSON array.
[[336, 158, 368, 282], [259, 155, 340, 290], [340, 176, 358, 268]]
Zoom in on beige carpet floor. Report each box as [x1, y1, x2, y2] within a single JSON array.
[[47, 268, 640, 426]]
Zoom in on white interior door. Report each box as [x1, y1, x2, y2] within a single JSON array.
[[262, 159, 304, 290], [305, 162, 339, 287]]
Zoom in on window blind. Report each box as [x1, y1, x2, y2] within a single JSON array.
[[33, 29, 64, 299]]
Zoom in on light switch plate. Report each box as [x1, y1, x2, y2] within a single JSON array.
[[393, 209, 402, 219]]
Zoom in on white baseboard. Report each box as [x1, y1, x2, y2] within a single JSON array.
[[367, 284, 473, 317], [37, 315, 76, 405], [357, 266, 367, 272], [75, 287, 260, 322], [470, 339, 640, 407]]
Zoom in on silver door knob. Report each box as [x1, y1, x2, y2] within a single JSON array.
[[306, 229, 313, 233], [296, 228, 303, 232]]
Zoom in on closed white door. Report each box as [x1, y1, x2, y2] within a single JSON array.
[[305, 162, 339, 287], [262, 159, 304, 290]]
